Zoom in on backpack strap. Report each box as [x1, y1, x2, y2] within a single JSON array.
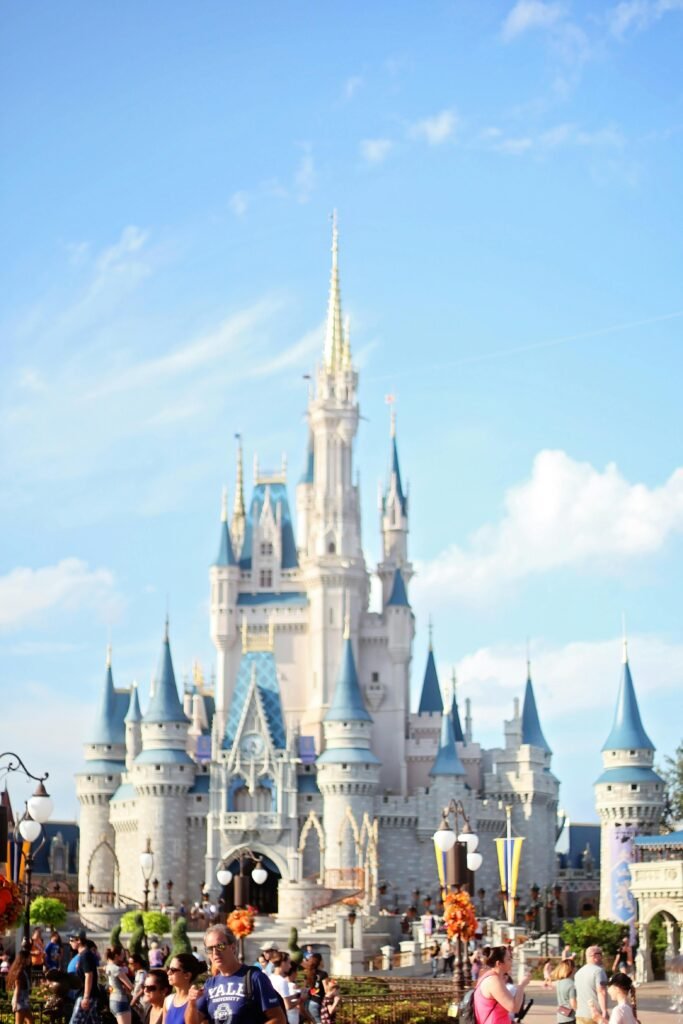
[[244, 966, 255, 1002]]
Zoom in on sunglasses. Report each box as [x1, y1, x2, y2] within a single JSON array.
[[143, 986, 159, 992], [168, 967, 184, 974], [204, 943, 230, 955]]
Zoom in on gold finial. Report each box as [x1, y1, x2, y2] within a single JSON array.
[[164, 614, 170, 642], [221, 486, 228, 523], [192, 659, 205, 692], [324, 211, 344, 370], [428, 616, 433, 650], [106, 643, 112, 669], [622, 612, 628, 664]]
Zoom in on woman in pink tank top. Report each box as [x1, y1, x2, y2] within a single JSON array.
[[474, 946, 531, 1024]]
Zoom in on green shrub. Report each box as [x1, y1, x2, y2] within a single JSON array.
[[560, 916, 624, 958], [29, 896, 67, 929]]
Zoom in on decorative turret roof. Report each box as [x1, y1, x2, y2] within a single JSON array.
[[299, 431, 315, 485], [143, 621, 189, 725], [417, 634, 443, 714], [223, 649, 287, 750], [89, 646, 129, 745], [214, 487, 237, 566], [521, 668, 551, 753], [124, 683, 141, 724], [387, 567, 409, 607], [429, 711, 466, 777], [601, 642, 655, 752], [450, 672, 465, 744], [325, 629, 372, 723]]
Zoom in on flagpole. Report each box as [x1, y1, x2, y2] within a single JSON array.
[[506, 804, 513, 924]]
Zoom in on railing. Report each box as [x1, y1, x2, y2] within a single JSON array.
[[324, 867, 365, 889], [220, 812, 282, 829], [79, 890, 143, 908], [336, 981, 455, 1024]]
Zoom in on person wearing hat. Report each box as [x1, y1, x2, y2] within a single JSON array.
[[261, 945, 278, 976]]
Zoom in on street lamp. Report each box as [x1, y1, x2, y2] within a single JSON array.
[[216, 849, 268, 910], [0, 754, 53, 951], [433, 800, 480, 1001], [139, 839, 154, 911]]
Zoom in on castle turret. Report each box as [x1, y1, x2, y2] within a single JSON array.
[[430, 711, 466, 778], [417, 635, 443, 714], [521, 668, 551, 756], [378, 411, 412, 604], [76, 646, 127, 904], [124, 683, 142, 769], [317, 620, 380, 880], [210, 487, 240, 733], [131, 621, 195, 903], [596, 638, 664, 923]]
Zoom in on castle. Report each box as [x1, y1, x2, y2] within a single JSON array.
[[76, 221, 562, 923]]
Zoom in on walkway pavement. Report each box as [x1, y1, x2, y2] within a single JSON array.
[[521, 982, 677, 1024]]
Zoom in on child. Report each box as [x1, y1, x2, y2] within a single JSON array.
[[607, 973, 637, 1024], [543, 959, 553, 988], [320, 978, 341, 1024]]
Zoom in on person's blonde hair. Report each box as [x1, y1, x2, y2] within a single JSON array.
[[553, 959, 574, 980]]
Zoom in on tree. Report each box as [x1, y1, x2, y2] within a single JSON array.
[[110, 923, 122, 948], [29, 896, 67, 929], [287, 927, 303, 966], [166, 917, 192, 963], [560, 917, 624, 958], [660, 741, 683, 830], [120, 910, 170, 937]]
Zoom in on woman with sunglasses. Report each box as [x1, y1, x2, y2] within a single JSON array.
[[164, 955, 205, 1024], [141, 969, 170, 1024]]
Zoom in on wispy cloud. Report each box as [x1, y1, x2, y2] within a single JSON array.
[[409, 109, 458, 145], [486, 121, 624, 156], [502, 0, 566, 41], [294, 144, 316, 203], [413, 450, 683, 603], [360, 138, 394, 164], [608, 0, 683, 37], [343, 75, 363, 100], [0, 559, 122, 631], [229, 190, 249, 217]]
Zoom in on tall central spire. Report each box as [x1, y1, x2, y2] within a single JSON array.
[[323, 211, 345, 371], [232, 433, 246, 555]]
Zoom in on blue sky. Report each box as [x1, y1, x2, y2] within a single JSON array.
[[1, 0, 682, 826]]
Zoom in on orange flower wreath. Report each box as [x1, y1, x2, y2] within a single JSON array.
[[443, 889, 479, 942]]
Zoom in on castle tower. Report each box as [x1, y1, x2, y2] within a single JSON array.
[[296, 430, 315, 554], [130, 621, 195, 903], [210, 488, 240, 733], [378, 411, 412, 605], [76, 646, 126, 900], [317, 620, 380, 880], [301, 215, 368, 718], [124, 683, 142, 769], [596, 638, 664, 923], [417, 634, 443, 714], [383, 565, 414, 795]]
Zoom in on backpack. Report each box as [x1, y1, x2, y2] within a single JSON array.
[[243, 966, 287, 1021], [449, 986, 476, 1024]]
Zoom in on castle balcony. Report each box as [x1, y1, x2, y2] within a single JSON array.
[[219, 810, 284, 832]]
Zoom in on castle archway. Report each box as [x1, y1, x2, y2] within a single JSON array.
[[219, 850, 282, 915]]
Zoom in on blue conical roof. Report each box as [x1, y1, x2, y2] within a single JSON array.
[[143, 623, 188, 724], [429, 712, 466, 777], [521, 674, 551, 753], [214, 519, 236, 566], [325, 636, 372, 722], [387, 567, 409, 607], [124, 684, 142, 724], [389, 436, 407, 514], [418, 648, 443, 713], [451, 691, 465, 744], [601, 656, 654, 752], [91, 654, 120, 744]]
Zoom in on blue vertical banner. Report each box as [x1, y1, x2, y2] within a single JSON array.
[[609, 824, 638, 931]]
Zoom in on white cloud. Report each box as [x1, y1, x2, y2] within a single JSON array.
[[410, 109, 458, 146], [489, 122, 623, 156], [229, 190, 249, 217], [502, 0, 566, 40], [608, 0, 683, 36], [0, 558, 121, 631], [360, 138, 394, 164], [344, 75, 363, 100], [414, 450, 683, 601], [447, 633, 683, 744]]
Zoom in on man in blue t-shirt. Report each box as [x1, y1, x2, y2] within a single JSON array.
[[186, 925, 285, 1024]]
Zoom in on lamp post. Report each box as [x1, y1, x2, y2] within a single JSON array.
[[139, 839, 154, 912], [433, 800, 480, 1001], [0, 754, 53, 950], [347, 909, 357, 949], [216, 849, 268, 911]]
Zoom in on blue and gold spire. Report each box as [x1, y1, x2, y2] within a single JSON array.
[[601, 638, 654, 752], [521, 663, 551, 753], [214, 487, 237, 566], [429, 710, 466, 777], [143, 619, 188, 724], [124, 682, 142, 723], [387, 567, 409, 607], [91, 645, 120, 744], [417, 625, 443, 713]]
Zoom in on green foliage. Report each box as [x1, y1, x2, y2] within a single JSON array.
[[144, 911, 170, 936], [660, 741, 683, 830], [287, 926, 303, 966], [167, 916, 192, 961], [121, 911, 147, 957], [29, 896, 67, 929], [649, 914, 668, 979], [560, 916, 624, 958], [110, 923, 122, 949]]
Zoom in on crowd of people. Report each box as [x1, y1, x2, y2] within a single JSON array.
[[1, 925, 340, 1024]]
